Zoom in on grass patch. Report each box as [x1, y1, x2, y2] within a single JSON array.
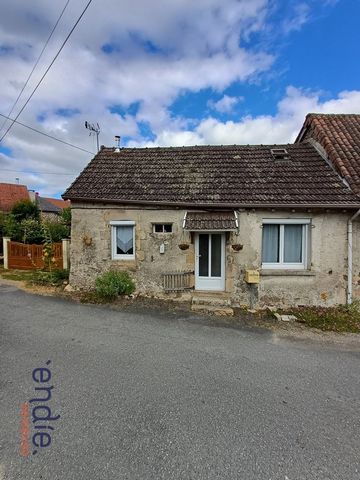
[[31, 269, 69, 286], [79, 291, 108, 304], [290, 302, 360, 333], [0, 269, 34, 282]]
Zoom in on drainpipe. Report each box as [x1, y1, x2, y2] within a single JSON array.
[[347, 209, 360, 304]]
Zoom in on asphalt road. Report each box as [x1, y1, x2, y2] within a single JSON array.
[[0, 283, 360, 480]]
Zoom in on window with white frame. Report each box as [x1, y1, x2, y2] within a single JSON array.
[[262, 219, 310, 269], [110, 221, 135, 260]]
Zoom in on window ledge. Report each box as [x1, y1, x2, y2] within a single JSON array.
[[260, 269, 315, 277]]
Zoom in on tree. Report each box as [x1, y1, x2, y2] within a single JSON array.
[[61, 207, 71, 226], [11, 199, 40, 221]]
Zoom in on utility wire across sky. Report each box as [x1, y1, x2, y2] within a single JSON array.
[[0, 112, 95, 155], [0, 0, 71, 136], [0, 0, 94, 143]]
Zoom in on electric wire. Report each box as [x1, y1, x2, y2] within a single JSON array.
[[0, 0, 71, 135], [0, 0, 94, 143], [0, 112, 94, 155]]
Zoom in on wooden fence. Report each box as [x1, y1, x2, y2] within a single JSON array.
[[162, 271, 194, 292], [7, 241, 63, 270]]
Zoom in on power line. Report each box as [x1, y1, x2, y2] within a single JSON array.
[[0, 0, 71, 135], [0, 112, 95, 155], [0, 0, 94, 143]]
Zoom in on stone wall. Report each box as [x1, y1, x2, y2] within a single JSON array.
[[69, 202, 360, 307]]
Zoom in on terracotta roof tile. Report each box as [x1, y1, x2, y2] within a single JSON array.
[[63, 143, 359, 208], [0, 183, 29, 213], [41, 197, 70, 210], [296, 114, 360, 194]]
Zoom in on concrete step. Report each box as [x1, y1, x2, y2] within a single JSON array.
[[191, 304, 234, 316], [191, 295, 232, 307]]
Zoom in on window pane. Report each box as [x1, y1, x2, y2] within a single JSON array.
[[154, 224, 162, 232], [199, 234, 209, 276], [116, 226, 133, 255], [284, 225, 302, 263], [164, 224, 172, 232], [262, 225, 279, 263], [211, 234, 222, 277]]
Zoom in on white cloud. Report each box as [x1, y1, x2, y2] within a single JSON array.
[[208, 95, 244, 114], [0, 0, 343, 195], [0, 0, 273, 195], [133, 88, 360, 147], [283, 3, 311, 34]]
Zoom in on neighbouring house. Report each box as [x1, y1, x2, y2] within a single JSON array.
[[296, 114, 360, 194], [0, 182, 30, 213], [36, 195, 70, 221], [63, 136, 360, 309], [296, 113, 360, 303]]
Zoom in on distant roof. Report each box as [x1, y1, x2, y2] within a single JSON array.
[[63, 143, 359, 208], [37, 196, 70, 213], [37, 196, 60, 213], [296, 114, 360, 194], [43, 197, 70, 210], [0, 183, 29, 213]]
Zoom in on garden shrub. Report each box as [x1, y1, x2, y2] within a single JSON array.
[[11, 199, 40, 221], [44, 221, 70, 242], [95, 271, 135, 302]]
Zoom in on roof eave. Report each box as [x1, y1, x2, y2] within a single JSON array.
[[62, 196, 360, 210]]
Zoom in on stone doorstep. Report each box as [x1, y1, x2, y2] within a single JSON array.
[[192, 297, 232, 308], [191, 304, 234, 317], [191, 292, 232, 307]]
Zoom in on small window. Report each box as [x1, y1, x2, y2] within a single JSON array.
[[262, 219, 310, 269], [270, 148, 289, 160], [110, 221, 135, 260], [153, 223, 173, 233]]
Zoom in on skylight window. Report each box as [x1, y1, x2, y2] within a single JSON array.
[[270, 148, 289, 160]]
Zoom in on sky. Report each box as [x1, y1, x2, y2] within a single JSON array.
[[0, 0, 359, 197]]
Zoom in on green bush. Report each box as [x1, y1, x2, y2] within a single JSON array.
[[31, 269, 69, 286], [44, 221, 70, 242], [21, 218, 44, 244], [11, 199, 40, 221], [95, 271, 135, 302], [61, 207, 71, 226], [3, 216, 43, 243], [3, 214, 22, 240]]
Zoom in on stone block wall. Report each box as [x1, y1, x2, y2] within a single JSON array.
[[69, 202, 357, 307]]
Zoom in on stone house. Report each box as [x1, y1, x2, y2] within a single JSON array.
[[63, 137, 360, 309], [36, 195, 70, 222], [296, 114, 360, 194], [296, 113, 360, 303]]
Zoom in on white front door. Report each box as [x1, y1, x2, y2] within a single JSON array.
[[195, 233, 225, 291]]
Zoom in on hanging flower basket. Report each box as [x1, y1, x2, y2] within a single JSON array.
[[178, 243, 189, 250], [231, 244, 243, 252]]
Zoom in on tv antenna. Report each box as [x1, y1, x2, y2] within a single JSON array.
[[85, 121, 100, 152]]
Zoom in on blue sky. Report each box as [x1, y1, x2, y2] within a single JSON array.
[[0, 0, 359, 196]]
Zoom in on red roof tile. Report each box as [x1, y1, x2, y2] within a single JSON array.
[[43, 197, 70, 209], [0, 183, 29, 213], [296, 114, 360, 194]]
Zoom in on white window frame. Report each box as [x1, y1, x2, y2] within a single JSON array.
[[262, 219, 310, 270], [110, 221, 135, 260], [152, 223, 173, 233]]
